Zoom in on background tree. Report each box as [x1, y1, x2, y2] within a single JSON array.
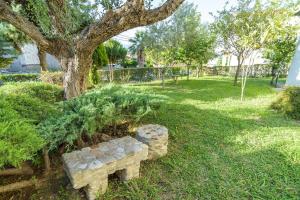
[[144, 2, 216, 73], [263, 36, 297, 87], [0, 36, 18, 68], [0, 0, 184, 99], [90, 43, 109, 85], [105, 39, 127, 82], [212, 1, 255, 86], [129, 31, 146, 68]]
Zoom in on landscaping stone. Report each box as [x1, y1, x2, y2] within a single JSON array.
[[62, 136, 148, 200], [136, 124, 168, 160]]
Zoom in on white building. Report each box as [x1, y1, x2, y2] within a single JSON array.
[[7, 43, 60, 73], [286, 11, 300, 87]]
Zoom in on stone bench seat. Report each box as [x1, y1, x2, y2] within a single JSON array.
[[62, 136, 148, 200]]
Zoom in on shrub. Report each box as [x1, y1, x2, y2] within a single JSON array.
[[0, 99, 44, 168], [0, 82, 63, 123], [0, 74, 39, 82], [271, 87, 300, 120], [89, 65, 100, 85], [39, 71, 64, 86], [39, 84, 165, 151]]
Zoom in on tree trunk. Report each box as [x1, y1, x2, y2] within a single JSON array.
[[38, 48, 48, 71], [61, 53, 92, 99], [187, 66, 190, 80], [234, 57, 242, 86], [43, 148, 51, 175]]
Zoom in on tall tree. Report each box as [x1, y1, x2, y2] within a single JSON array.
[[0, 0, 184, 99], [90, 43, 109, 85], [144, 2, 216, 70], [129, 31, 146, 68], [105, 39, 127, 82]]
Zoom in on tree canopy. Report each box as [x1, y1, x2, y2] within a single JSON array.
[[0, 0, 184, 98]]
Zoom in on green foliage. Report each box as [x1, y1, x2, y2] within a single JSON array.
[[92, 44, 109, 68], [122, 58, 138, 68], [0, 74, 39, 82], [144, 2, 216, 66], [38, 84, 165, 151], [272, 87, 300, 120], [105, 39, 127, 64], [0, 38, 18, 68], [0, 120, 45, 168], [89, 64, 100, 85], [0, 95, 45, 168], [90, 44, 108, 85], [0, 82, 63, 123]]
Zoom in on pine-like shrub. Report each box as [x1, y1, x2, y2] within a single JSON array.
[[0, 82, 63, 123], [0, 99, 44, 168], [271, 87, 300, 120], [39, 84, 165, 151]]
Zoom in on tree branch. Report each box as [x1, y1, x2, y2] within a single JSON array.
[[0, 0, 49, 48], [78, 0, 184, 52]]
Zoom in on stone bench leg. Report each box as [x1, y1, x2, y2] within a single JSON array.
[[117, 163, 141, 181], [85, 176, 108, 200]]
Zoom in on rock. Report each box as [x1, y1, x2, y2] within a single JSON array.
[[136, 124, 168, 160], [62, 136, 148, 200]]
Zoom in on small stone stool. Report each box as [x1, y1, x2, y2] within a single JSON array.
[[136, 124, 168, 160], [62, 136, 148, 200]]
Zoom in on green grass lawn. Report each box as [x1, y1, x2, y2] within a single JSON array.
[[34, 77, 300, 200], [101, 77, 300, 200]]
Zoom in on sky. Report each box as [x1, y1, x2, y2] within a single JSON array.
[[114, 0, 238, 46]]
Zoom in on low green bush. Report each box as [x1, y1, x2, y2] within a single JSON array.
[[0, 99, 44, 168], [0, 74, 39, 82], [0, 82, 63, 123], [271, 87, 300, 120], [39, 84, 165, 151]]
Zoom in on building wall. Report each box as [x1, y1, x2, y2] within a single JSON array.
[[8, 43, 61, 73], [286, 37, 300, 86]]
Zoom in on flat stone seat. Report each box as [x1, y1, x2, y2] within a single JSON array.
[[62, 136, 148, 200]]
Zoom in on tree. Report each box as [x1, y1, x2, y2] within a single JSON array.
[[0, 0, 184, 99], [129, 31, 146, 68], [90, 44, 109, 85], [105, 39, 127, 82], [212, 0, 257, 86], [264, 36, 297, 87], [0, 36, 18, 68], [144, 2, 216, 74]]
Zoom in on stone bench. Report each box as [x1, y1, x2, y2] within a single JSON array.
[[62, 136, 148, 200]]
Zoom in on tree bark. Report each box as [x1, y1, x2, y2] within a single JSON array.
[[60, 52, 92, 99], [38, 48, 48, 71], [43, 148, 51, 175], [234, 56, 242, 86]]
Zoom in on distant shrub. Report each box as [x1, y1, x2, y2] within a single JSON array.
[[271, 87, 300, 120], [0, 99, 44, 168], [39, 84, 165, 151], [0, 74, 39, 82], [39, 71, 64, 86]]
